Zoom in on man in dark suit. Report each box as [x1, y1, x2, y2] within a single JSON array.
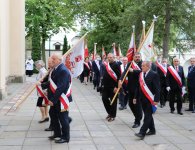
[[118, 52, 143, 128], [186, 57, 195, 112], [101, 53, 121, 122], [156, 58, 169, 107], [133, 61, 160, 140], [92, 54, 102, 90], [48, 53, 72, 143], [166, 57, 186, 115]]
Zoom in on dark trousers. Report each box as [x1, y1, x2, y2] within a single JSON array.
[[49, 106, 61, 136], [140, 99, 155, 135], [188, 87, 195, 110], [93, 73, 100, 88], [169, 88, 182, 112], [160, 86, 168, 106], [119, 90, 128, 107], [129, 91, 142, 125], [102, 88, 117, 118], [58, 111, 70, 140]]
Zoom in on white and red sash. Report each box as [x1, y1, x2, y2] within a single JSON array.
[[104, 62, 117, 82], [49, 78, 72, 111], [131, 61, 141, 70], [84, 62, 90, 70], [167, 66, 182, 87], [36, 85, 49, 105], [120, 64, 128, 84], [156, 61, 167, 76], [139, 72, 157, 113], [95, 60, 100, 71]]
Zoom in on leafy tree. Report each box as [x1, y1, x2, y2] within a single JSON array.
[[73, 0, 195, 58], [25, 0, 75, 62]]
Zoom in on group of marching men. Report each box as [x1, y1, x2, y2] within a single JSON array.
[[80, 52, 195, 140]]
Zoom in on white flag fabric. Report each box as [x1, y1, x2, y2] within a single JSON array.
[[63, 38, 85, 78], [139, 22, 155, 61], [118, 45, 123, 57]]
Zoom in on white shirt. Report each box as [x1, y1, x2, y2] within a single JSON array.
[[36, 67, 47, 81], [25, 59, 34, 70]]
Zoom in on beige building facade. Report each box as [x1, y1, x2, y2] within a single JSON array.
[[0, 0, 25, 100]]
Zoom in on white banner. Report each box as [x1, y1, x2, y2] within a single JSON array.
[[63, 38, 85, 78]]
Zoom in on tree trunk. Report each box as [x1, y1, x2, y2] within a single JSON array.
[[162, 0, 171, 59], [41, 37, 46, 63]]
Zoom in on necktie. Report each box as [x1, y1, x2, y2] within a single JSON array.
[[144, 72, 146, 78], [176, 66, 178, 72]]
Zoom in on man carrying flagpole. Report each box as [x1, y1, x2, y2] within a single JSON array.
[[132, 61, 160, 140], [101, 53, 121, 122], [48, 53, 72, 143]]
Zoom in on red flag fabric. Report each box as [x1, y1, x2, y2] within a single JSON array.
[[102, 46, 106, 59], [84, 43, 89, 58], [126, 32, 136, 62]]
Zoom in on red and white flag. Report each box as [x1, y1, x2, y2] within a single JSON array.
[[118, 44, 123, 57], [63, 34, 86, 78], [112, 43, 117, 56], [139, 21, 155, 61], [92, 43, 97, 60], [126, 31, 136, 62], [102, 46, 106, 59], [84, 42, 89, 58]]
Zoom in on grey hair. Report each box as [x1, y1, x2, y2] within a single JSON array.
[[173, 57, 179, 62], [52, 53, 63, 61], [35, 60, 45, 67], [142, 61, 152, 68]]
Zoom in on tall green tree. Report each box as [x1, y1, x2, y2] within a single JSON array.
[[73, 0, 195, 58], [25, 0, 75, 62], [62, 35, 68, 54]]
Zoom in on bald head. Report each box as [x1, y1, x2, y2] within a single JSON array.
[[51, 53, 63, 67], [122, 57, 128, 65], [107, 53, 115, 63]]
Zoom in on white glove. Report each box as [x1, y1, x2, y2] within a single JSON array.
[[182, 86, 187, 96], [166, 87, 170, 91]]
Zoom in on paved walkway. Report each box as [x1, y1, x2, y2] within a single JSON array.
[[0, 75, 195, 150]]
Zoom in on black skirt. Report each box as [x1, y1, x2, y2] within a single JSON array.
[[37, 97, 44, 107]]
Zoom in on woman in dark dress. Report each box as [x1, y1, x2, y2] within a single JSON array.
[[83, 57, 91, 85]]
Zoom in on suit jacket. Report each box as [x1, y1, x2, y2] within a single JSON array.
[[49, 63, 72, 104], [157, 64, 170, 87], [135, 70, 160, 103], [120, 61, 142, 92], [166, 65, 185, 90], [92, 60, 101, 75], [102, 61, 121, 89], [187, 65, 195, 88]]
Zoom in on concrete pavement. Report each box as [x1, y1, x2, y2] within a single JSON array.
[[0, 75, 195, 150]]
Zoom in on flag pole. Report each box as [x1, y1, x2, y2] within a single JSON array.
[[111, 16, 157, 105], [110, 25, 135, 105]]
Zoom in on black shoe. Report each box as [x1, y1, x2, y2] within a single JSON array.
[[45, 117, 49, 121], [146, 130, 156, 135], [135, 133, 145, 140], [178, 112, 183, 115], [119, 106, 124, 110], [124, 106, 127, 109], [185, 109, 193, 111], [170, 111, 174, 114], [55, 138, 69, 143], [45, 128, 53, 131], [69, 117, 72, 123], [48, 135, 61, 140], [132, 124, 140, 128], [192, 111, 195, 113]]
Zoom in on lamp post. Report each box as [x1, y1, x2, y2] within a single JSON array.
[[49, 37, 51, 57]]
